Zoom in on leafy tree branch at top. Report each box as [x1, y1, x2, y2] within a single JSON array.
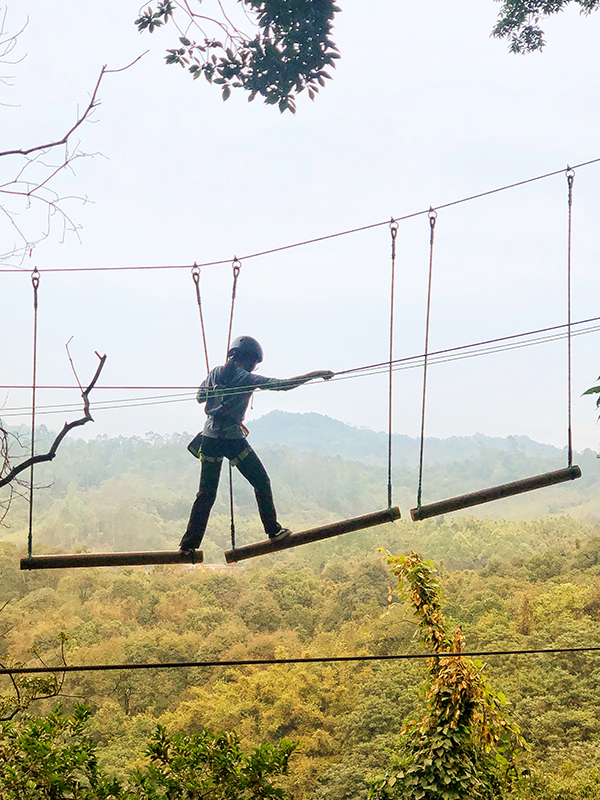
[[493, 0, 600, 54], [135, 0, 341, 114], [137, 0, 600, 112]]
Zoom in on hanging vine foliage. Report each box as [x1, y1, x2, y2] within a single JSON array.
[[368, 551, 529, 800]]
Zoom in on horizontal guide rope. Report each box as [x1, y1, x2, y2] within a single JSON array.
[[2, 317, 599, 417], [1, 157, 599, 275], [2, 646, 600, 675]]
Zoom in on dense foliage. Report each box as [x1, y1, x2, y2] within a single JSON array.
[[136, 0, 340, 112], [2, 511, 600, 797], [369, 553, 528, 800], [0, 704, 295, 799], [2, 420, 598, 564], [2, 422, 600, 797], [133, 1, 600, 112], [493, 0, 600, 53]]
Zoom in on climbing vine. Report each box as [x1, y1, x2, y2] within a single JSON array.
[[368, 551, 529, 800]]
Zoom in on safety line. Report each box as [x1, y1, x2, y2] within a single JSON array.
[[2, 645, 600, 676], [335, 314, 600, 377], [4, 313, 599, 392], [2, 322, 600, 417], [1, 157, 599, 275]]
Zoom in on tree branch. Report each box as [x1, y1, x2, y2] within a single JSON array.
[[0, 52, 148, 158], [0, 67, 106, 158], [0, 352, 107, 489]]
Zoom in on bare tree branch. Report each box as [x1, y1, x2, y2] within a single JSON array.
[[0, 51, 148, 158], [0, 25, 147, 264], [0, 611, 67, 722], [0, 352, 107, 489]]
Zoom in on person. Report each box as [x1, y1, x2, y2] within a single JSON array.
[[179, 336, 334, 554]]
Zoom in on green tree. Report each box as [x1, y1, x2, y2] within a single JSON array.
[[368, 552, 528, 800], [136, 1, 600, 111], [492, 0, 600, 53], [0, 703, 296, 800], [135, 0, 340, 113], [0, 704, 122, 800], [131, 725, 297, 799]]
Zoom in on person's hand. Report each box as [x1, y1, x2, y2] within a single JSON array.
[[312, 370, 334, 381]]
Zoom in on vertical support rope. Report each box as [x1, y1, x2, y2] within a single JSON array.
[[226, 257, 241, 355], [191, 264, 210, 373], [388, 220, 399, 510], [566, 168, 575, 467], [28, 268, 40, 560], [416, 209, 438, 508], [226, 257, 241, 550]]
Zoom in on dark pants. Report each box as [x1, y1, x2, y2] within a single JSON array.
[[180, 437, 280, 549]]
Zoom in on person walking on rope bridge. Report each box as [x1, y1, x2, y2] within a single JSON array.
[[180, 336, 334, 554]]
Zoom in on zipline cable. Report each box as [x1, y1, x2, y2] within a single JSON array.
[[2, 158, 600, 275], [416, 210, 437, 509], [4, 645, 600, 675], [27, 268, 40, 561]]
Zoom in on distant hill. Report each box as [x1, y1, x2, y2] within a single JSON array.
[[249, 411, 567, 466], [2, 415, 598, 562]]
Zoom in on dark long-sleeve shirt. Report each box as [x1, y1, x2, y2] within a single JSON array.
[[198, 364, 292, 438]]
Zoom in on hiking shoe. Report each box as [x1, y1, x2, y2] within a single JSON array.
[[269, 527, 291, 541]]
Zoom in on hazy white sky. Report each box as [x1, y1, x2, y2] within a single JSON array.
[[2, 0, 600, 452]]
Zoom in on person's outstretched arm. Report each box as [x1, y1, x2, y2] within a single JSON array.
[[262, 370, 334, 392]]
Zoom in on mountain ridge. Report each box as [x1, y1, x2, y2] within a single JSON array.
[[248, 410, 567, 467]]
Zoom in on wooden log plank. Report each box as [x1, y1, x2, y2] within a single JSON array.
[[410, 465, 582, 521], [225, 507, 401, 564], [20, 550, 204, 570]]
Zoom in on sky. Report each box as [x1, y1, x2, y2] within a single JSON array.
[[2, 0, 600, 454]]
